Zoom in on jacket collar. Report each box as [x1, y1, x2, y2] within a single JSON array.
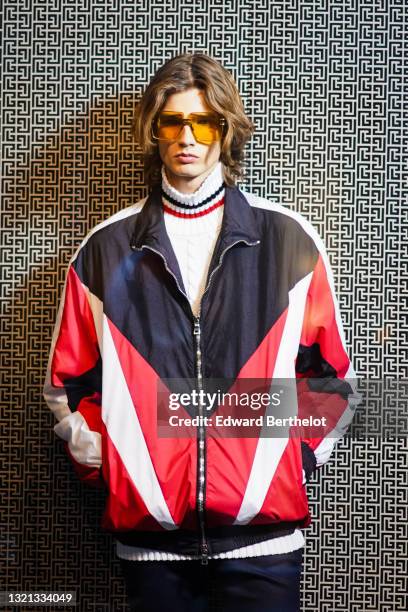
[[130, 183, 261, 298]]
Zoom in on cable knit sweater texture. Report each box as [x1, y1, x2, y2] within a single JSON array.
[[116, 161, 305, 561]]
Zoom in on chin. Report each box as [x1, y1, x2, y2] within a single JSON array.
[[171, 165, 202, 176]]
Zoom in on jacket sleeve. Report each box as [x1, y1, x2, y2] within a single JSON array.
[[295, 239, 361, 484], [43, 261, 104, 488]]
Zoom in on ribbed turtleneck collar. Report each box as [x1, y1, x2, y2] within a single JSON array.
[[161, 161, 225, 219]]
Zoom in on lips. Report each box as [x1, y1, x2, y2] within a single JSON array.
[[176, 154, 198, 162]]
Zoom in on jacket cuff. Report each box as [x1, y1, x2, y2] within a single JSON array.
[[301, 441, 317, 482]]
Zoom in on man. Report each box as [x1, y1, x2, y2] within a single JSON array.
[[43, 53, 358, 611]]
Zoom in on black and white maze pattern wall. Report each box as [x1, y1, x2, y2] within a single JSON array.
[[0, 0, 407, 610]]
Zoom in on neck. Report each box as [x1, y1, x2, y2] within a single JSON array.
[[161, 161, 225, 219], [164, 163, 218, 194]]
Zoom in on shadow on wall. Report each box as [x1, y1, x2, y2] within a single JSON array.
[[1, 93, 147, 611]]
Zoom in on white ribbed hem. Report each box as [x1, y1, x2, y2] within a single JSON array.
[[116, 528, 305, 561]]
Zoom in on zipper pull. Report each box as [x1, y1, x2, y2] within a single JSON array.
[[193, 317, 200, 335], [200, 542, 209, 565]]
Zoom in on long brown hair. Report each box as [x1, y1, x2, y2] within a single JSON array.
[[132, 53, 255, 189]]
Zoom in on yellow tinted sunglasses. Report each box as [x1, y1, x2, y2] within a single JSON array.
[[152, 111, 226, 145]]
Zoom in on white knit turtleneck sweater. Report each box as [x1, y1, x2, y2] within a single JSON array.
[[161, 160, 225, 316], [116, 161, 305, 561]]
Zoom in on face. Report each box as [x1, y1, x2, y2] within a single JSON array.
[[157, 88, 222, 194]]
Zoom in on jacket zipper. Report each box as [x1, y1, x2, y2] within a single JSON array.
[[132, 238, 260, 564], [193, 315, 208, 564], [193, 238, 259, 564]]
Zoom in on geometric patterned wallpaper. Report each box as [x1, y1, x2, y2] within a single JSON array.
[[1, 0, 407, 610]]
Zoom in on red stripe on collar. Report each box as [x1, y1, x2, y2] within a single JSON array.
[[163, 196, 225, 219]]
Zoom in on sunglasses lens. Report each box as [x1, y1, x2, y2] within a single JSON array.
[[154, 113, 224, 144], [156, 114, 184, 140], [191, 114, 223, 144]]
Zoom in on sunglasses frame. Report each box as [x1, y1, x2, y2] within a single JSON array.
[[152, 111, 226, 145]]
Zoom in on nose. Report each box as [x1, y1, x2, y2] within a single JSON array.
[[178, 123, 196, 144]]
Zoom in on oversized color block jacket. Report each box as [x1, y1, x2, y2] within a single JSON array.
[[43, 182, 359, 562]]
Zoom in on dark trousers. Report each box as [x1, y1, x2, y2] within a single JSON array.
[[119, 547, 303, 612]]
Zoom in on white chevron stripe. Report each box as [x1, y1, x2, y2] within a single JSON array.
[[234, 273, 312, 525], [101, 314, 177, 530], [274, 271, 313, 378], [233, 435, 289, 525]]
